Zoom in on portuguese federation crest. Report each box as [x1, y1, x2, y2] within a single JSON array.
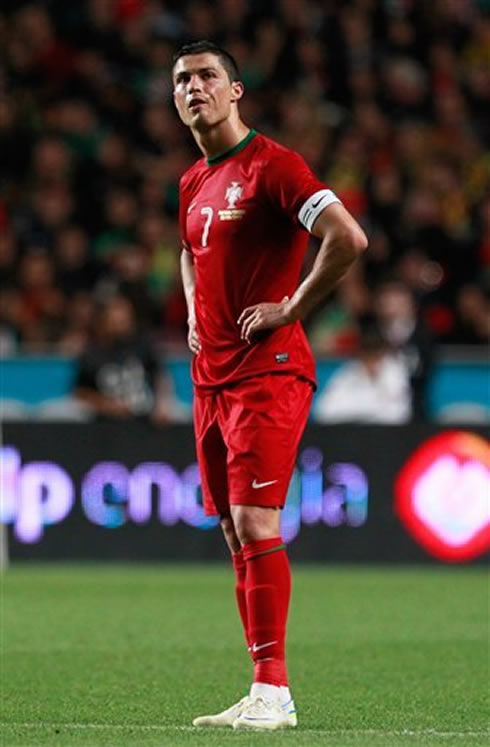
[[225, 181, 243, 209]]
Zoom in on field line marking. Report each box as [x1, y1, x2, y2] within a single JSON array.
[[1, 723, 488, 738]]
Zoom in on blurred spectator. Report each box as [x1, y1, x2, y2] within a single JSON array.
[[137, 212, 180, 303], [0, 287, 22, 355], [55, 225, 101, 295], [31, 136, 73, 189], [0, 229, 17, 288], [93, 188, 138, 259], [57, 291, 96, 357], [0, 0, 488, 366], [373, 279, 433, 421], [0, 96, 32, 186], [308, 260, 371, 355], [18, 185, 74, 249], [313, 318, 412, 424], [99, 242, 156, 324], [74, 294, 180, 422], [451, 284, 490, 344], [16, 250, 66, 348]]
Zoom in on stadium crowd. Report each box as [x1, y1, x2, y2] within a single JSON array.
[[1, 0, 489, 366]]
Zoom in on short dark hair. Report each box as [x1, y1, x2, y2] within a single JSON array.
[[172, 40, 240, 83]]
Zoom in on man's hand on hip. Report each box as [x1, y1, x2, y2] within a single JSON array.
[[188, 315, 201, 354], [237, 297, 295, 344]]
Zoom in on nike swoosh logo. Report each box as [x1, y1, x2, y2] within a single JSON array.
[[311, 195, 327, 209], [251, 479, 278, 489], [251, 640, 278, 652]]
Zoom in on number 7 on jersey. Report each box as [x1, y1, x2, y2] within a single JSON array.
[[200, 207, 213, 247]]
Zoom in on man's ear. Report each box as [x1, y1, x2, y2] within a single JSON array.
[[230, 80, 244, 102]]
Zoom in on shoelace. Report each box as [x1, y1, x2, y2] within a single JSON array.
[[246, 696, 281, 714]]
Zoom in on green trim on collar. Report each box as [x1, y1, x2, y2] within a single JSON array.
[[206, 129, 257, 166]]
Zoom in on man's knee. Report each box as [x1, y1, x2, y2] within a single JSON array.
[[231, 505, 281, 546], [220, 515, 241, 554]]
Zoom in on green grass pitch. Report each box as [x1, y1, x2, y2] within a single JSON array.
[[1, 564, 488, 746]]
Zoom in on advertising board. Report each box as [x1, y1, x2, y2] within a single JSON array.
[[2, 424, 488, 563]]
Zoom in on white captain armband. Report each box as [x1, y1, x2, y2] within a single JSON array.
[[298, 189, 341, 233]]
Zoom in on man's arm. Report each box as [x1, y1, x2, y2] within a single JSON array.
[[238, 203, 368, 343], [287, 203, 368, 320], [181, 248, 201, 354]]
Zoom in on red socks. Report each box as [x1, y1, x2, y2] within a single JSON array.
[[232, 550, 249, 647], [241, 537, 291, 687]]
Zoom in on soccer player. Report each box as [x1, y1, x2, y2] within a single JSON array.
[[173, 40, 367, 730]]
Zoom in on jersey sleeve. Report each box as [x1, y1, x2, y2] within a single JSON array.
[[263, 150, 341, 232]]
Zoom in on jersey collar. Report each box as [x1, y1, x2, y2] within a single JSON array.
[[206, 129, 257, 167]]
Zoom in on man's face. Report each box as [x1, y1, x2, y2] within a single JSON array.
[[173, 52, 242, 131], [102, 298, 134, 340], [376, 287, 414, 322]]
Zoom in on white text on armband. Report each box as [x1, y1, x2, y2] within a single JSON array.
[[298, 189, 341, 232]]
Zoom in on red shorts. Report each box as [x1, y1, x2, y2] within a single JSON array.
[[193, 374, 313, 517]]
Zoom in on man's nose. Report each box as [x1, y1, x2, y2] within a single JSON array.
[[188, 75, 203, 91]]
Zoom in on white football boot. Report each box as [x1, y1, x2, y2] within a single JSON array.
[[192, 695, 251, 727], [232, 694, 297, 730]]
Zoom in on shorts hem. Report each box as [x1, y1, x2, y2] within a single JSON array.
[[203, 498, 285, 517], [229, 497, 285, 509]]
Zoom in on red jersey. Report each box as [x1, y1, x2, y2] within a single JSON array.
[[179, 130, 340, 391]]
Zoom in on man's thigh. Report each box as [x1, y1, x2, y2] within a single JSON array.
[[193, 391, 230, 517], [219, 375, 313, 508]]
